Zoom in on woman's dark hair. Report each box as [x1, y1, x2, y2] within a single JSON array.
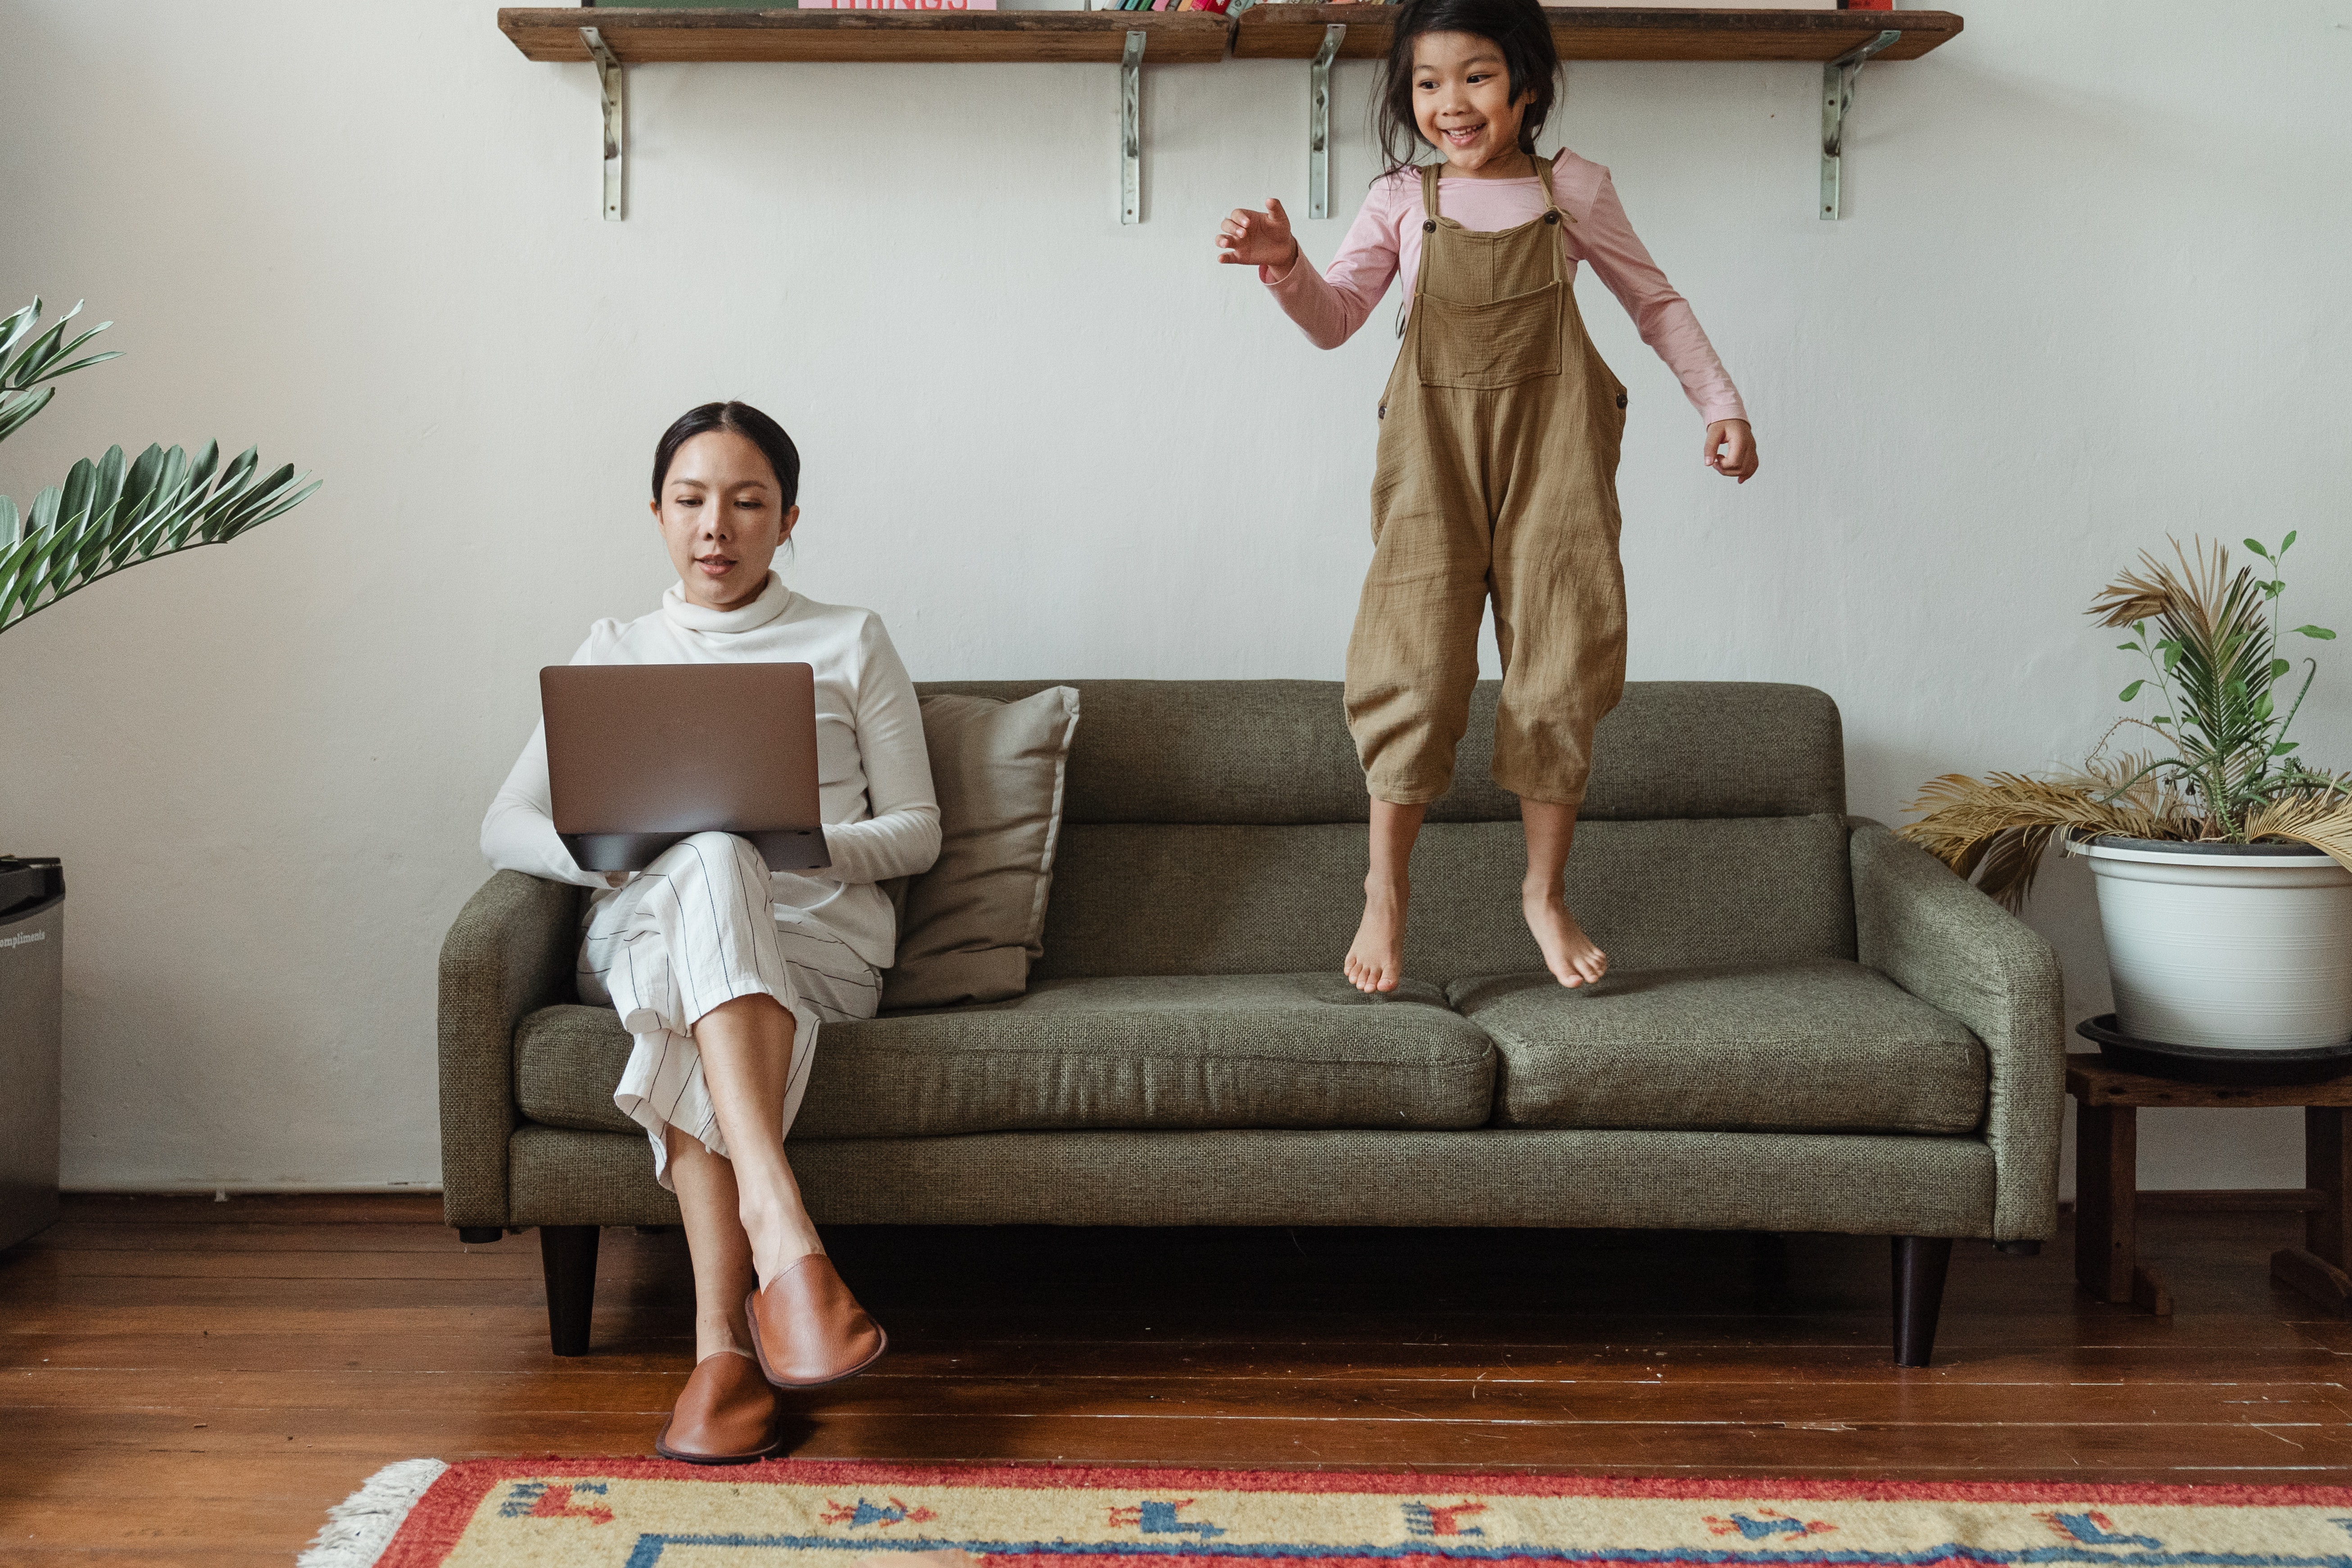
[[1373, 0, 1560, 178], [651, 401, 802, 508]]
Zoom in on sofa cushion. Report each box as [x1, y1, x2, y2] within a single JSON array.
[[881, 686, 1081, 1011], [514, 974, 1496, 1141], [1035, 815, 1856, 987], [1450, 958, 1986, 1135], [916, 679, 1844, 825]]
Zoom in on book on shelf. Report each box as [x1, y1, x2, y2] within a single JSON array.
[[799, 0, 1002, 9]]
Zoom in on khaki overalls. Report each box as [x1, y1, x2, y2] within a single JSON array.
[[1345, 154, 1629, 809]]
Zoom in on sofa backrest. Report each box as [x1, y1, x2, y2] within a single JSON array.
[[914, 680, 1854, 985]]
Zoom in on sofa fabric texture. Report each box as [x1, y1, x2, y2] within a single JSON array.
[[440, 679, 2066, 1247], [880, 687, 1081, 1011], [1036, 815, 1855, 986], [1450, 957, 1987, 1134], [507, 1124, 1998, 1236], [517, 974, 1496, 1140], [914, 679, 1844, 825]]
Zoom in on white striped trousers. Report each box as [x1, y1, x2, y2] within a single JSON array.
[[575, 831, 880, 1190]]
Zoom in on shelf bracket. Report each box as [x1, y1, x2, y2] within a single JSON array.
[[1308, 23, 1346, 220], [1819, 28, 1899, 222], [1119, 30, 1146, 225], [582, 25, 625, 222]]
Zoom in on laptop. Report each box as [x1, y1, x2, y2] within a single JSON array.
[[539, 663, 831, 875]]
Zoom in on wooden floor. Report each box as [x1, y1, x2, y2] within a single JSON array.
[[4, 1195, 2348, 1562]]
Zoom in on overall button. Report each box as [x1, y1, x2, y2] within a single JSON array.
[[1422, 220, 1436, 232], [1616, 392, 1629, 409], [1544, 211, 1559, 225]]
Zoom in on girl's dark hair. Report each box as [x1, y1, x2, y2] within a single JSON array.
[[1373, 0, 1560, 178], [651, 401, 802, 508]]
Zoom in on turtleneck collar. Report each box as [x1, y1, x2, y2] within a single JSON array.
[[661, 571, 794, 635]]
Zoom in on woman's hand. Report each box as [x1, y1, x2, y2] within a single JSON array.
[[1704, 419, 1758, 484], [1217, 198, 1300, 274]]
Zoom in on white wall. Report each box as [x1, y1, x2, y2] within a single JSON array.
[[1, 0, 2344, 1191]]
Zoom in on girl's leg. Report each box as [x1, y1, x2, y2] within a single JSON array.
[[1521, 798, 1607, 987], [1346, 799, 1428, 994], [690, 992, 824, 1287], [664, 1123, 757, 1363]]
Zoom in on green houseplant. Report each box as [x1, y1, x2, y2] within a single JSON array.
[[0, 298, 320, 1250], [0, 299, 319, 634], [1902, 535, 2351, 1060]]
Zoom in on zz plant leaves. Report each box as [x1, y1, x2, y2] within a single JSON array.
[[0, 298, 317, 637]]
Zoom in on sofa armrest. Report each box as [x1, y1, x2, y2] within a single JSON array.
[[1849, 818, 2065, 1241], [438, 870, 580, 1230]]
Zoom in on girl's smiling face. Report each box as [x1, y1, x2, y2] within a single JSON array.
[[1411, 31, 1534, 177]]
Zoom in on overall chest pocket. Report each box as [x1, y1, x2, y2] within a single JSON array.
[[1414, 280, 1563, 391]]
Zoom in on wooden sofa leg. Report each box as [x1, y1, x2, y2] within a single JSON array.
[[1891, 1236, 1953, 1367], [539, 1225, 601, 1357]]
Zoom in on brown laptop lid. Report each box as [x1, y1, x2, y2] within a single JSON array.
[[539, 663, 828, 874]]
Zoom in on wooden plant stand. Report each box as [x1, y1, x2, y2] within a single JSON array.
[[2067, 1053, 2352, 1317]]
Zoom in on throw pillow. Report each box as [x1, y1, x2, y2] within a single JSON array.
[[881, 687, 1081, 1010]]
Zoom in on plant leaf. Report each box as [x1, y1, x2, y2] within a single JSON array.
[[0, 437, 320, 635], [2245, 537, 2270, 559], [2296, 625, 2337, 640], [2119, 680, 2145, 702]]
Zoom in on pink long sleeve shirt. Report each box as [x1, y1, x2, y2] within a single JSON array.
[[1262, 150, 1748, 427]]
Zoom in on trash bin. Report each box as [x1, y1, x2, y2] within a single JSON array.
[[0, 857, 62, 1251]]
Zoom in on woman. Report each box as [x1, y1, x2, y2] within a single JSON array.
[[481, 401, 941, 1463]]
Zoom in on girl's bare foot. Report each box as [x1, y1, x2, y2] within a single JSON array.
[[1346, 876, 1409, 993], [1523, 886, 1606, 988]]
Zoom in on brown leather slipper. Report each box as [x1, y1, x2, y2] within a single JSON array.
[[653, 1350, 782, 1464], [743, 1253, 888, 1389]]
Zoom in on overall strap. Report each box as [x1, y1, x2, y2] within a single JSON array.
[[1397, 163, 1441, 337], [1531, 150, 1569, 283]]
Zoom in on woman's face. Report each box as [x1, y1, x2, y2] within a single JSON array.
[[1410, 31, 1533, 175], [651, 430, 798, 612]]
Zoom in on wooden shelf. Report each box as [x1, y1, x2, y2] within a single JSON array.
[[499, 7, 1234, 63], [1237, 5, 1961, 63], [502, 5, 1962, 224], [503, 6, 1961, 67]]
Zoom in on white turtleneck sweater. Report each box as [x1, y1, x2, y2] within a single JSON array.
[[480, 573, 941, 971]]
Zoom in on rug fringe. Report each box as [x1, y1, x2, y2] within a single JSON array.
[[296, 1458, 448, 1568]]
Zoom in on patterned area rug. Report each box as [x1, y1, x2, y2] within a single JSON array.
[[301, 1457, 2352, 1568]]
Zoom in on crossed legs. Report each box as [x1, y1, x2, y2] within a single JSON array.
[[1344, 796, 1609, 995], [666, 992, 823, 1363]]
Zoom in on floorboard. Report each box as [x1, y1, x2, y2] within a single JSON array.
[[0, 1194, 2343, 1560]]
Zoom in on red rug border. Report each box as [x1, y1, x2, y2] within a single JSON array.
[[375, 1456, 2352, 1568]]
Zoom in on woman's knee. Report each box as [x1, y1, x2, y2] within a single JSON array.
[[650, 830, 769, 893]]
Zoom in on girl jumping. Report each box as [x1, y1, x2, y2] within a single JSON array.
[[1215, 0, 1756, 995]]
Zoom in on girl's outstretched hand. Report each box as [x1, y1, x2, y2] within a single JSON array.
[[1217, 198, 1300, 273], [1704, 419, 1758, 484]]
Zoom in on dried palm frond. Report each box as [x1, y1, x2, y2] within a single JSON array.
[[2243, 790, 2352, 873], [2088, 536, 2235, 638], [1899, 767, 2198, 911]]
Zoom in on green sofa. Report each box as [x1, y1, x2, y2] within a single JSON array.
[[439, 680, 2063, 1367]]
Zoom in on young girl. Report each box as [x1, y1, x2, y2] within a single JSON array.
[[1215, 0, 1755, 996]]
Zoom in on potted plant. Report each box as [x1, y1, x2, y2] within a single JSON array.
[[0, 297, 319, 1249], [1901, 534, 2349, 1077]]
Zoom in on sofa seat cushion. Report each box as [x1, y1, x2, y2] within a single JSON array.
[[515, 974, 1496, 1141], [1450, 958, 1986, 1135]]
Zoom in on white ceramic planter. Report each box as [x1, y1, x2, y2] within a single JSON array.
[[2068, 835, 2352, 1051]]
